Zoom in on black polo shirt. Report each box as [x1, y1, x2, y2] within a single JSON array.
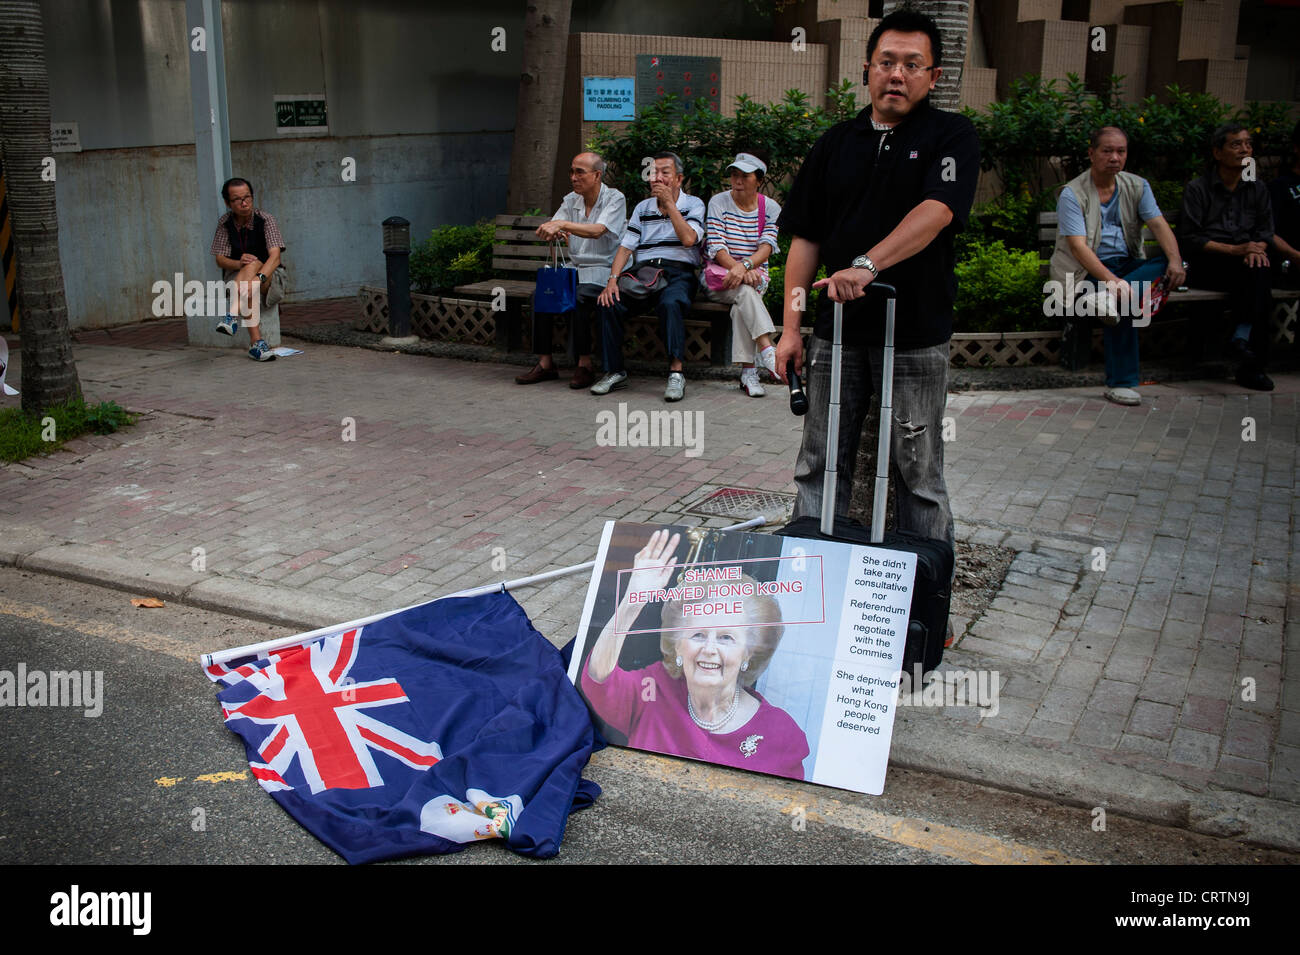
[[780, 99, 980, 349]]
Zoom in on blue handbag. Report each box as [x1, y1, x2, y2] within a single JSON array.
[[534, 241, 578, 314]]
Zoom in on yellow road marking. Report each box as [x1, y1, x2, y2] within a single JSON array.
[[195, 771, 247, 784], [154, 776, 184, 788], [597, 749, 1092, 866]]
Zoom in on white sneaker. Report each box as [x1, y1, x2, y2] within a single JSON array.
[[589, 371, 628, 395], [739, 368, 765, 397], [1104, 386, 1140, 406], [757, 345, 778, 379], [1080, 290, 1121, 326], [664, 372, 685, 402]]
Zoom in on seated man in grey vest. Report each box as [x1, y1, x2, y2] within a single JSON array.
[[211, 177, 287, 362], [1049, 126, 1184, 406]]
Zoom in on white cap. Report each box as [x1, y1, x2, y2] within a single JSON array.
[[726, 152, 767, 176]]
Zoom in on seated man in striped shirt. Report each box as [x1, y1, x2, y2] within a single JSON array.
[[593, 152, 705, 402]]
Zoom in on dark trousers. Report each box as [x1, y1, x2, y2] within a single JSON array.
[[596, 265, 698, 372], [534, 282, 601, 358], [1186, 253, 1273, 368]]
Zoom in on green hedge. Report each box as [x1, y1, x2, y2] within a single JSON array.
[[967, 74, 1296, 201], [953, 240, 1046, 334], [409, 221, 497, 294]]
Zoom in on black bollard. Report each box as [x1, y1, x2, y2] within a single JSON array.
[[382, 216, 412, 338]]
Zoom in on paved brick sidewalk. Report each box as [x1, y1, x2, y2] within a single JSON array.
[[2, 314, 1296, 834]]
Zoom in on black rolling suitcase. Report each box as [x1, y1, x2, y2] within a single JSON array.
[[776, 284, 954, 682]]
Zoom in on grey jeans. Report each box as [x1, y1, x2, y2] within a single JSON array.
[[792, 337, 954, 548]]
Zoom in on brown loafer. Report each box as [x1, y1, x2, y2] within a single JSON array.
[[569, 365, 596, 389], [515, 363, 558, 385]]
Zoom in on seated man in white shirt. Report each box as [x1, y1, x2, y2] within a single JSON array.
[[516, 152, 626, 389], [593, 151, 706, 402]]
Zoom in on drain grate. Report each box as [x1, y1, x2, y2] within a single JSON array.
[[684, 486, 796, 524]]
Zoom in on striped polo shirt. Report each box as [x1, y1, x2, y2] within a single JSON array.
[[620, 190, 706, 267]]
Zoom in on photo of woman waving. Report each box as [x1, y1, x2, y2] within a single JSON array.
[[580, 529, 810, 779]]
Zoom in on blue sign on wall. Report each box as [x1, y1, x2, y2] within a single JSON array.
[[583, 77, 635, 121]]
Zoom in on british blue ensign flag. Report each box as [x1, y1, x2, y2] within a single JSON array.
[[205, 592, 599, 864]]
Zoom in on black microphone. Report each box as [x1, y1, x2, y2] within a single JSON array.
[[787, 360, 808, 416]]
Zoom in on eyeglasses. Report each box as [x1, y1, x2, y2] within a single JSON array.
[[869, 60, 935, 77], [228, 195, 253, 203]]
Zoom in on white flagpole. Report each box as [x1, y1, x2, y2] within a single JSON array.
[[200, 516, 768, 668]]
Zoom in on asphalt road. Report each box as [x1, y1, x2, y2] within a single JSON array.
[[0, 567, 1292, 867]]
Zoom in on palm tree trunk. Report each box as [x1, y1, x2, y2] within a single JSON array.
[[505, 0, 573, 214], [0, 0, 81, 412]]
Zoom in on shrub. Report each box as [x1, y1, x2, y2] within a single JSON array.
[[589, 82, 858, 204], [967, 74, 1296, 199], [409, 220, 496, 294], [953, 240, 1047, 333]]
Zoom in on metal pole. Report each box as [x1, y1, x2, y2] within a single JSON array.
[[186, 0, 231, 271]]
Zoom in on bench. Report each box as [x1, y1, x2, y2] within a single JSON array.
[[1037, 211, 1299, 370], [453, 214, 735, 365]]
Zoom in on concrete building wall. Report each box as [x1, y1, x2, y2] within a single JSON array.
[[41, 0, 523, 329]]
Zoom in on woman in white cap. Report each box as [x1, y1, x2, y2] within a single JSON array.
[[702, 152, 782, 396]]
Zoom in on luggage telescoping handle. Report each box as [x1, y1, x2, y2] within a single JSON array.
[[820, 282, 898, 543]]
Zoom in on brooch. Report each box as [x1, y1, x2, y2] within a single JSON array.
[[739, 734, 763, 758]]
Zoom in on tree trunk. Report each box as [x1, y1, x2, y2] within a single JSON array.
[[882, 0, 968, 113], [505, 0, 573, 215], [0, 0, 80, 412]]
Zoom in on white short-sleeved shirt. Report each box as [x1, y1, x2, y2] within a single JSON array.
[[552, 184, 627, 284]]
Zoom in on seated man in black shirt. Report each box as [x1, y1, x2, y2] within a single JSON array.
[[1180, 124, 1276, 391], [1269, 120, 1300, 289], [776, 9, 979, 554]]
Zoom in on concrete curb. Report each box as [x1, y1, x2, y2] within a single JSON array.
[[4, 533, 1295, 853], [890, 709, 1300, 853]]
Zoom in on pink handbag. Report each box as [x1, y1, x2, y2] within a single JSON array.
[[705, 195, 766, 291]]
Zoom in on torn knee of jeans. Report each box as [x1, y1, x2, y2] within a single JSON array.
[[896, 418, 926, 439]]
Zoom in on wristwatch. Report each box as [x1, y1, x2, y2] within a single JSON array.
[[742, 259, 753, 270], [850, 255, 878, 276], [256, 272, 266, 282]]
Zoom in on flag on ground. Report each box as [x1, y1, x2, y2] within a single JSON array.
[[205, 591, 599, 864]]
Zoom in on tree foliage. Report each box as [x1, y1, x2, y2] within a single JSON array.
[[967, 74, 1297, 198], [588, 82, 859, 204]]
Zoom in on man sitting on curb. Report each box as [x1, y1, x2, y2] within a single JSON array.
[[516, 151, 626, 389], [1049, 126, 1184, 407], [1180, 123, 1277, 392], [211, 177, 286, 361], [593, 151, 704, 402]]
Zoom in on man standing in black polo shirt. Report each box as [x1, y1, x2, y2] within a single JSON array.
[[776, 9, 979, 551]]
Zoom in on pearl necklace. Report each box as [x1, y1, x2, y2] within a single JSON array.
[[688, 687, 741, 732]]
